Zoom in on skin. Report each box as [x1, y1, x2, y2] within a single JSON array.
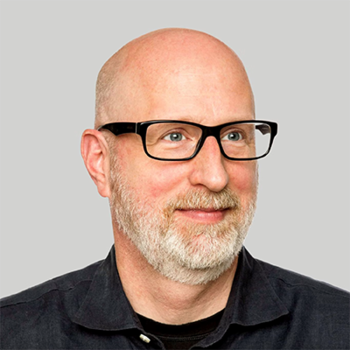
[[81, 28, 258, 324]]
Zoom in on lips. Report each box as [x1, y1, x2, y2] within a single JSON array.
[[178, 207, 230, 212], [175, 208, 230, 223]]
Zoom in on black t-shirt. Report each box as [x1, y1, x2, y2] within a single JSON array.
[[138, 309, 224, 350]]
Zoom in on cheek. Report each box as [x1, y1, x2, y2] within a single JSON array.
[[117, 143, 187, 202], [141, 164, 188, 200], [226, 161, 258, 195]]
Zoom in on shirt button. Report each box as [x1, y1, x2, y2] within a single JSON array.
[[139, 334, 151, 344]]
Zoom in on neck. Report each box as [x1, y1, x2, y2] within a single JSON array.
[[114, 232, 238, 325]]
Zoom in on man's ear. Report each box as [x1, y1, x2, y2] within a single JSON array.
[[81, 129, 111, 198]]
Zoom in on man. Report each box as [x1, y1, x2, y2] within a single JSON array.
[[1, 28, 349, 349]]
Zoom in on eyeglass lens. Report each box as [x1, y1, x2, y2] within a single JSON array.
[[145, 122, 272, 160]]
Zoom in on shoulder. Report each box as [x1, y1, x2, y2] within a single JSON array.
[[257, 258, 349, 301], [1, 260, 101, 308], [257, 258, 349, 343], [0, 260, 102, 348]]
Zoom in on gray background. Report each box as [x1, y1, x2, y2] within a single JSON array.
[[0, 0, 349, 298]]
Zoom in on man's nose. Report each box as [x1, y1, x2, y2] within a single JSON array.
[[188, 136, 229, 192]]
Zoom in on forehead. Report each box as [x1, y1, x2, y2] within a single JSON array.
[[156, 65, 253, 117], [106, 36, 254, 126], [110, 70, 254, 127]]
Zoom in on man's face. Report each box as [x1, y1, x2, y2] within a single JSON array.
[[107, 50, 258, 285]]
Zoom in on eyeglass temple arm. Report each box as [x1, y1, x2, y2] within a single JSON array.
[[97, 123, 137, 136]]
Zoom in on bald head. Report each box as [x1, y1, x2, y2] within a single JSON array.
[[95, 28, 254, 128]]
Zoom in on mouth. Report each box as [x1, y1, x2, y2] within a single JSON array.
[[176, 208, 231, 224]]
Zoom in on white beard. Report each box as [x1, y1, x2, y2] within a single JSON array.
[[110, 161, 256, 285]]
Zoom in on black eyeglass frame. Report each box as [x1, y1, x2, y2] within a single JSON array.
[[98, 120, 278, 161]]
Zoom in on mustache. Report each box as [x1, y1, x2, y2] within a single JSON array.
[[164, 188, 240, 214]]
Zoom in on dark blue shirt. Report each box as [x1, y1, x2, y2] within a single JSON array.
[[1, 246, 349, 349]]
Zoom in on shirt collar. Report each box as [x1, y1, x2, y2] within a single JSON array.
[[71, 246, 141, 331], [71, 246, 289, 331], [225, 246, 289, 326]]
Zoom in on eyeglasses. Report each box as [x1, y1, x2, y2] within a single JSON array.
[[98, 120, 278, 161]]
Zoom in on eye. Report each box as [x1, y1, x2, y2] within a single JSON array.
[[163, 132, 187, 142], [222, 132, 243, 142]]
